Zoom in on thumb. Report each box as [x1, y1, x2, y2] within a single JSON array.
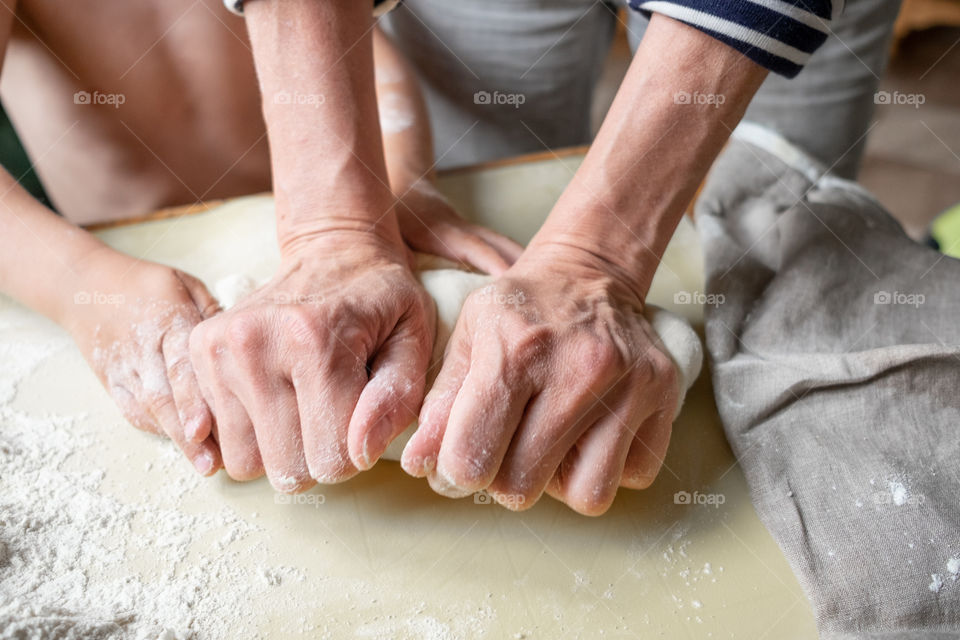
[[176, 271, 222, 319], [347, 312, 433, 471]]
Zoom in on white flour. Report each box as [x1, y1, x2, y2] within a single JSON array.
[[0, 334, 301, 639]]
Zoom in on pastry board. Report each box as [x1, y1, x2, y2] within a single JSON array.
[[0, 150, 818, 638]]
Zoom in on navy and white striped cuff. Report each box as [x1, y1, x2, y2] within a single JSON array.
[[630, 0, 834, 77], [224, 0, 401, 18]]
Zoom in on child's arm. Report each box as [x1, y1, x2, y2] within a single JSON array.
[[0, 2, 221, 475], [373, 27, 523, 275], [0, 166, 223, 475]]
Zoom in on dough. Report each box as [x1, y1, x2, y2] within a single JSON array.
[[213, 273, 260, 310]]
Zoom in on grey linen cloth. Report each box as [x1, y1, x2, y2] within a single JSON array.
[[697, 123, 960, 638]]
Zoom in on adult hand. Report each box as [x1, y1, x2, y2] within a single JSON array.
[[62, 248, 223, 475], [189, 231, 435, 492], [394, 179, 523, 276], [401, 243, 679, 515]]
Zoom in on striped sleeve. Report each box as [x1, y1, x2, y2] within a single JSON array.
[[628, 0, 839, 77]]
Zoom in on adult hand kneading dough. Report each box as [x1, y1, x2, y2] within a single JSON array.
[[214, 261, 703, 495]]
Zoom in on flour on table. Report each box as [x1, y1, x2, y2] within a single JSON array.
[[0, 329, 306, 639]]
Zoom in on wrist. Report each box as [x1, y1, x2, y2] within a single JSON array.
[[527, 198, 667, 301], [49, 243, 130, 326], [274, 184, 405, 260], [512, 238, 650, 308], [278, 224, 410, 268]]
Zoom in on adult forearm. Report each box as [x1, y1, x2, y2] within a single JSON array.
[[530, 14, 768, 299], [243, 0, 398, 254]]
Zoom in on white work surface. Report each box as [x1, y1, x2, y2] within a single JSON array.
[[0, 152, 818, 638]]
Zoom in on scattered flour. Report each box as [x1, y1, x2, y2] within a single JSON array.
[[929, 574, 944, 594], [0, 337, 69, 404], [0, 336, 305, 639]]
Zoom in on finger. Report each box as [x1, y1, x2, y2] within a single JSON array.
[[401, 330, 472, 478], [285, 307, 370, 485], [163, 326, 214, 444], [177, 270, 222, 319], [348, 315, 432, 471], [621, 408, 674, 489], [430, 348, 534, 497], [190, 333, 262, 481], [149, 389, 223, 477], [426, 226, 515, 276], [294, 357, 364, 484], [552, 393, 643, 516], [221, 312, 314, 491], [208, 387, 262, 481], [240, 375, 315, 493], [486, 390, 602, 510], [472, 226, 524, 266]]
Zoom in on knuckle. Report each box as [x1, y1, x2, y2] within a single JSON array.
[[576, 337, 625, 386], [142, 265, 180, 291], [165, 355, 193, 384], [225, 314, 263, 352], [283, 308, 321, 348], [649, 349, 680, 407], [635, 347, 677, 389], [149, 393, 178, 418], [592, 339, 626, 374], [506, 327, 547, 364]]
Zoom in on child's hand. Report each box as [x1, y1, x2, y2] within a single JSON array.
[[61, 248, 223, 475]]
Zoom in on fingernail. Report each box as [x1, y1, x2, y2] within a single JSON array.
[[401, 451, 435, 477], [185, 415, 205, 442], [430, 466, 474, 499], [193, 451, 215, 476], [360, 419, 391, 470]]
